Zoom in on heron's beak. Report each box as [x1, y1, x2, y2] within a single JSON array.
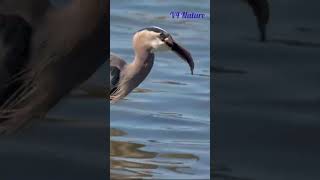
[[164, 37, 194, 75]]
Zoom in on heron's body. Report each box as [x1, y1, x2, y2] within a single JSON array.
[[110, 26, 194, 103], [110, 53, 154, 100], [0, 0, 108, 134]]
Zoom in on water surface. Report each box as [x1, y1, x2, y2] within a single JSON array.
[[110, 0, 210, 179], [214, 0, 320, 179]]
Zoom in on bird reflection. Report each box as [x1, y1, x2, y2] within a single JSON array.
[[110, 128, 200, 179]]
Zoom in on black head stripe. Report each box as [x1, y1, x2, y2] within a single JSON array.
[[135, 26, 169, 35]]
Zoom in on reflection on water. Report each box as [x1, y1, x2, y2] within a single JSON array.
[[111, 128, 201, 179], [132, 88, 154, 94], [152, 80, 188, 86], [111, 0, 210, 179]]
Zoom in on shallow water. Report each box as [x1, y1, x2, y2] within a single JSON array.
[[110, 0, 210, 179]]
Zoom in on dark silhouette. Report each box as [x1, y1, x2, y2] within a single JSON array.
[[0, 0, 108, 134], [245, 0, 270, 42], [0, 15, 32, 107]]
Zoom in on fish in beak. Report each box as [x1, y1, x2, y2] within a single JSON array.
[[163, 35, 194, 75]]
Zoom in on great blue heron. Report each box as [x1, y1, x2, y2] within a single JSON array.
[[0, 0, 108, 134], [110, 26, 194, 103]]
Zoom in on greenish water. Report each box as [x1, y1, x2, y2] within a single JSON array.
[[110, 0, 210, 179]]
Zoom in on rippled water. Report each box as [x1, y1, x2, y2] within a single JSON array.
[[110, 0, 210, 179]]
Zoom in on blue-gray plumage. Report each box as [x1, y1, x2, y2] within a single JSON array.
[[110, 26, 194, 103]]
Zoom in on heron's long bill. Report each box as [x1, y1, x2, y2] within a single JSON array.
[[166, 39, 194, 75]]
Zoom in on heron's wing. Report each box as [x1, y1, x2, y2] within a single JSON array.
[[110, 65, 120, 93], [110, 53, 127, 68], [0, 14, 34, 134], [0, 0, 107, 134], [109, 53, 127, 91], [0, 14, 32, 109], [109, 53, 129, 101]]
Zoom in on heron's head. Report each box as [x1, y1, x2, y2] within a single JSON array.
[[133, 26, 194, 74]]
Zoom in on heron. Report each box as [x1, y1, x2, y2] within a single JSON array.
[[0, 0, 108, 134], [110, 26, 194, 103], [244, 0, 270, 42]]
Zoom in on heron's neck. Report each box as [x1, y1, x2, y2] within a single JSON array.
[[128, 48, 154, 84], [132, 48, 154, 73]]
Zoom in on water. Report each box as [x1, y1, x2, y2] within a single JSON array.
[[0, 66, 108, 179], [110, 0, 210, 179], [214, 0, 320, 179]]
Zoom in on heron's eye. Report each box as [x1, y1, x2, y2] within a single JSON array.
[[159, 32, 166, 40]]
